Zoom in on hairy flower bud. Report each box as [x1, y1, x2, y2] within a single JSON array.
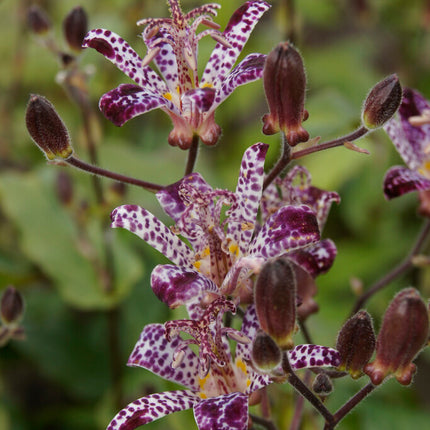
[[336, 310, 375, 379], [364, 288, 429, 385], [63, 6, 88, 51], [262, 41, 309, 146], [27, 5, 52, 35], [251, 330, 282, 373], [312, 373, 333, 396], [255, 258, 297, 350], [26, 94, 73, 160], [1, 286, 24, 325], [361, 74, 402, 129]]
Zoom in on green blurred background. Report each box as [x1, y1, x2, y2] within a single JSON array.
[[1, 0, 430, 429]]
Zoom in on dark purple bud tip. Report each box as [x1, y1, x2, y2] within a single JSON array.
[[1, 286, 24, 325], [364, 288, 429, 386], [251, 330, 282, 373], [336, 310, 375, 379], [27, 5, 51, 35], [262, 41, 309, 145], [255, 258, 297, 350], [63, 6, 88, 51], [362, 74, 402, 129], [312, 373, 333, 396], [26, 94, 73, 160]]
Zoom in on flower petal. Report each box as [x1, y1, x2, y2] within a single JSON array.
[[201, 1, 270, 88], [383, 166, 430, 199], [213, 54, 266, 109], [83, 29, 167, 93], [128, 323, 200, 391], [288, 344, 341, 369], [151, 264, 219, 309], [99, 84, 178, 126], [111, 205, 194, 268], [384, 88, 430, 171], [228, 142, 268, 253], [249, 205, 320, 259], [194, 392, 249, 430], [144, 30, 179, 94], [235, 305, 259, 362], [288, 239, 337, 278], [156, 173, 213, 223], [107, 390, 200, 430]]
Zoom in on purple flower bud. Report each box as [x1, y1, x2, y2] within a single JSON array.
[[27, 5, 51, 35], [336, 310, 376, 379], [361, 74, 402, 129], [63, 6, 88, 51], [262, 42, 309, 146], [26, 95, 73, 160], [364, 288, 429, 385], [251, 330, 282, 373], [1, 286, 24, 325], [255, 258, 297, 350], [312, 373, 333, 396]]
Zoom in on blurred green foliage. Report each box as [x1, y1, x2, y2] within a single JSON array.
[[0, 0, 430, 429]]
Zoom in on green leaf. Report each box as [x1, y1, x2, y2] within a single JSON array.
[[0, 168, 142, 309]]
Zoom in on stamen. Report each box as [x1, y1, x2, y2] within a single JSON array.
[[142, 46, 161, 67]]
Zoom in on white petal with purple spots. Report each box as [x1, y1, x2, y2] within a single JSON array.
[[107, 390, 200, 430], [99, 84, 178, 127], [201, 1, 270, 88], [249, 205, 320, 259], [151, 264, 219, 309], [111, 205, 194, 268], [83, 29, 167, 93], [128, 323, 200, 391], [194, 392, 249, 430], [383, 165, 430, 199], [228, 143, 268, 254], [288, 344, 341, 369]]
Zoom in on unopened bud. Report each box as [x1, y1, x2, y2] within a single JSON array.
[[63, 6, 88, 51], [293, 263, 319, 321], [364, 288, 429, 385], [27, 5, 51, 35], [255, 258, 297, 350], [262, 42, 309, 146], [336, 310, 375, 379], [1, 286, 24, 325], [361, 74, 402, 129], [251, 330, 282, 373], [312, 373, 333, 396], [26, 94, 73, 160]]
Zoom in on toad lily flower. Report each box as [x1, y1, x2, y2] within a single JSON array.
[[83, 0, 270, 149], [111, 143, 320, 316], [107, 304, 341, 430], [383, 88, 430, 199]]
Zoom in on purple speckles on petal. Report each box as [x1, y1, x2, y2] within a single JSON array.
[[288, 344, 341, 370], [383, 165, 430, 199], [85, 36, 115, 58], [111, 204, 194, 268], [249, 205, 320, 259], [106, 390, 199, 430], [128, 324, 200, 391], [194, 392, 249, 430]]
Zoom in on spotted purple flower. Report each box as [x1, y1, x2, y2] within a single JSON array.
[[261, 165, 340, 277], [383, 88, 430, 199], [111, 143, 321, 316], [107, 305, 340, 430], [83, 0, 270, 149]]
